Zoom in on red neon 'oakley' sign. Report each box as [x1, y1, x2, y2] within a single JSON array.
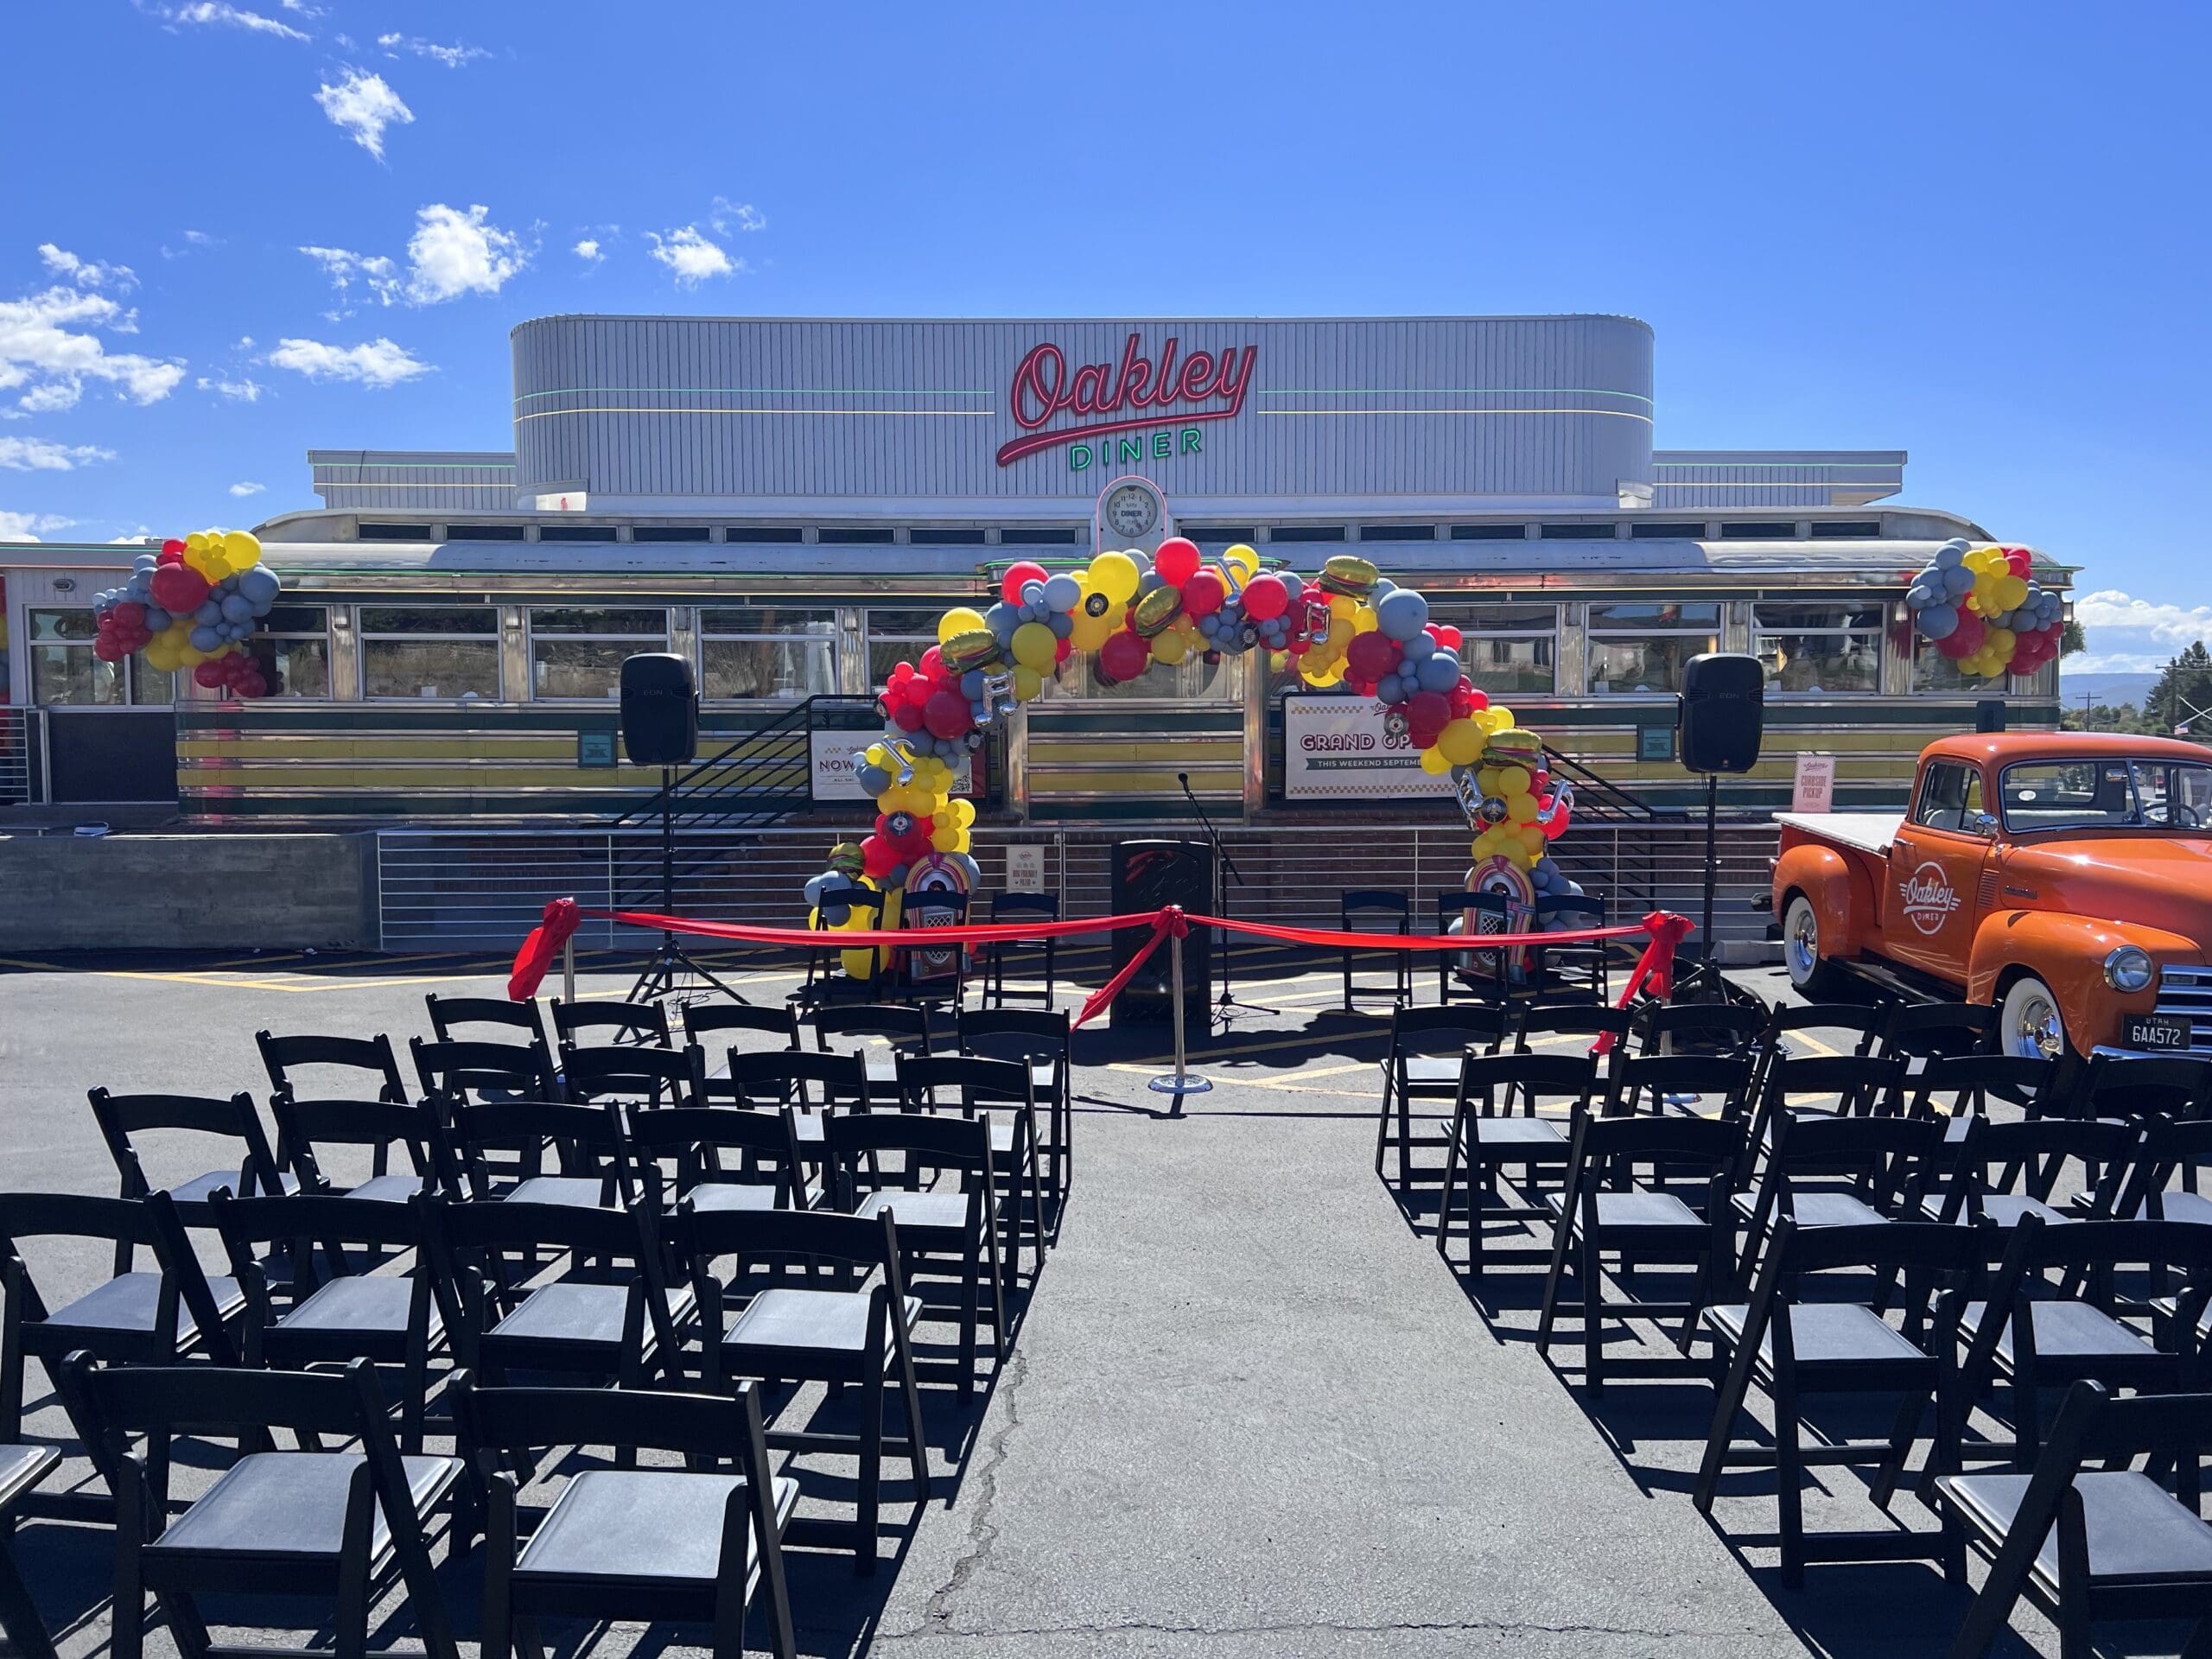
[[995, 333, 1258, 467]]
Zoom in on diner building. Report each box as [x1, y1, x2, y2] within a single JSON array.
[[0, 313, 2065, 822]]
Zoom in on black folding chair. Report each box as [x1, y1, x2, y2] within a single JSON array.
[[2062, 1053, 2212, 1125], [271, 1087, 454, 1205], [86, 1088, 291, 1243], [551, 997, 672, 1058], [1374, 1004, 1512, 1192], [893, 1055, 1046, 1287], [426, 992, 550, 1050], [627, 1102, 812, 1215], [1605, 1053, 1756, 1122], [60, 1355, 461, 1659], [983, 892, 1059, 1009], [958, 1007, 1075, 1214], [1435, 1052, 1598, 1274], [256, 1029, 407, 1102], [423, 1197, 686, 1388], [730, 1050, 873, 1170], [684, 1000, 803, 1054], [563, 1042, 708, 1110], [1737, 1053, 1910, 1189], [671, 1204, 931, 1572], [823, 1113, 1005, 1402], [1531, 892, 1608, 1001], [454, 1377, 796, 1659], [1435, 891, 1511, 1005], [1339, 889, 1411, 1011], [1924, 1116, 2139, 1230], [1730, 1113, 1948, 1292], [1872, 1001, 1996, 1061], [1535, 1112, 1745, 1390], [1745, 1001, 1886, 1110], [1631, 1000, 1764, 1061], [1691, 1219, 1984, 1587], [812, 1004, 933, 1098], [1511, 1001, 1631, 1071], [409, 1036, 563, 1107], [0, 1192, 242, 1472], [1938, 1381, 2212, 1659], [0, 1442, 58, 1659], [1906, 1055, 2060, 1153], [2095, 1114, 2212, 1224], [208, 1188, 449, 1452], [448, 1098, 636, 1210]]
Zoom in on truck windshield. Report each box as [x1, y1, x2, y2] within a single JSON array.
[[1999, 758, 2212, 834]]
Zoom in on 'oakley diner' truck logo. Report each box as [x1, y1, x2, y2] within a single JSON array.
[[1897, 861, 1963, 936], [995, 334, 1258, 467]]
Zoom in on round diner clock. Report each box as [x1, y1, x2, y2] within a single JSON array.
[[1102, 480, 1161, 540]]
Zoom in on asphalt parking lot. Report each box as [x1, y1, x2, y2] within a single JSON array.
[[0, 944, 2068, 1658]]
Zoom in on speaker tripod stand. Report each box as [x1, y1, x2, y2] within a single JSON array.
[[1668, 771, 1732, 1003], [627, 764, 748, 1007]]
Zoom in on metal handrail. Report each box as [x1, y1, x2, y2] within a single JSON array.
[[1540, 741, 1675, 823]]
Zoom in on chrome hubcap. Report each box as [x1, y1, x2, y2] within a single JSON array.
[[2010, 989, 2063, 1060], [1786, 905, 1818, 982]]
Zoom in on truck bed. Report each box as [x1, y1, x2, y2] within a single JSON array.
[[1774, 810, 1906, 857]]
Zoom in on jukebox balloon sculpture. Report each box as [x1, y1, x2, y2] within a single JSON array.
[[90, 530, 285, 697], [801, 539, 1592, 978], [1905, 537, 2062, 680]]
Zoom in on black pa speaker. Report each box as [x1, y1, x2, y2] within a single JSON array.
[[619, 653, 698, 766], [1677, 652, 1764, 775], [1974, 698, 2007, 734], [1107, 839, 1213, 1027]]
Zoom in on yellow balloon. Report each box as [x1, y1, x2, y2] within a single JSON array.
[[1224, 543, 1259, 582], [1438, 719, 1484, 767], [938, 607, 986, 645], [1505, 791, 1540, 824], [864, 743, 889, 768], [1010, 621, 1057, 673], [1088, 551, 1140, 605], [931, 821, 962, 852], [223, 531, 259, 568], [180, 644, 208, 668], [1151, 630, 1189, 665], [949, 798, 976, 827], [185, 531, 212, 554], [1351, 606, 1378, 635], [1993, 575, 2028, 610], [1490, 704, 1516, 730], [1497, 766, 1531, 799], [1419, 744, 1452, 775], [1475, 766, 1503, 798], [1012, 665, 1042, 701], [1069, 612, 1116, 652]]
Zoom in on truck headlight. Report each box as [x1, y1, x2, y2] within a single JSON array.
[[2104, 945, 2155, 994]]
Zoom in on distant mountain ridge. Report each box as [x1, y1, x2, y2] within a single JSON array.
[[2060, 671, 2160, 708]]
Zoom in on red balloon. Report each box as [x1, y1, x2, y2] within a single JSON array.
[[157, 539, 187, 565], [861, 835, 899, 880], [1154, 537, 1200, 586], [237, 675, 268, 698], [1242, 573, 1288, 621], [919, 646, 947, 682], [1055, 635, 1071, 664], [1936, 630, 1975, 659], [893, 699, 926, 733], [1344, 632, 1401, 681], [1449, 689, 1476, 720], [889, 661, 916, 687], [149, 563, 210, 615], [92, 634, 124, 662], [1182, 569, 1227, 618], [1097, 630, 1149, 684], [112, 600, 146, 629], [1431, 625, 1463, 652], [1407, 690, 1451, 734], [1001, 562, 1048, 606], [923, 689, 971, 740], [1950, 611, 1986, 652], [194, 660, 229, 689], [2006, 548, 2032, 576], [1465, 686, 1490, 712]]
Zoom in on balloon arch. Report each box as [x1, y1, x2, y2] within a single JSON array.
[[805, 537, 1580, 979]]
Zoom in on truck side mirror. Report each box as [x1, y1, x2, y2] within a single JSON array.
[[1967, 811, 1999, 838]]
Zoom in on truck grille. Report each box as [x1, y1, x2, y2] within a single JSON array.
[[2152, 965, 2212, 1055]]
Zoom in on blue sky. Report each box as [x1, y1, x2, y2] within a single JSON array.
[[2, 1, 2206, 671]]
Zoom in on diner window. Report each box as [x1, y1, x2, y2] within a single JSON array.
[[359, 606, 502, 700], [866, 607, 955, 686], [1070, 645, 1237, 702], [1753, 604, 1882, 695], [27, 608, 172, 705], [1426, 602, 1558, 696], [529, 607, 670, 700], [227, 605, 332, 699], [1586, 601, 1721, 695], [699, 607, 839, 699]]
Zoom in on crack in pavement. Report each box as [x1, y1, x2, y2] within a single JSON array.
[[919, 1342, 1032, 1629]]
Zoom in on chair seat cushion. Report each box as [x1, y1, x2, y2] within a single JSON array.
[[688, 1183, 782, 1215], [2124, 1191, 2212, 1225], [1958, 1300, 2159, 1363], [344, 1173, 423, 1205], [1704, 1301, 1929, 1367], [515, 1468, 799, 1586], [1942, 1471, 2212, 1590], [855, 1191, 975, 1237], [1467, 1118, 1569, 1148], [1544, 1190, 1703, 1229], [1916, 1193, 2069, 1228], [1731, 1192, 1888, 1230], [45, 1271, 245, 1341], [791, 1114, 824, 1145], [1401, 1057, 1464, 1090], [148, 1451, 461, 1565], [505, 1176, 616, 1210], [276, 1276, 437, 1340], [170, 1169, 299, 1205], [723, 1287, 924, 1357], [0, 1443, 60, 1510], [489, 1281, 692, 1351]]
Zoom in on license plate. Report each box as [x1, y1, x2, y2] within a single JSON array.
[[2124, 1014, 2192, 1052]]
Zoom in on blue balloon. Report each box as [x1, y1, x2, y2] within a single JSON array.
[[220, 593, 254, 623], [1198, 613, 1221, 636], [1278, 573, 1304, 605], [1020, 581, 1045, 607], [1398, 628, 1436, 661], [1048, 611, 1073, 639], [1936, 541, 1968, 568], [194, 601, 222, 625], [1415, 652, 1460, 694], [133, 554, 157, 572], [804, 874, 828, 908], [984, 602, 1020, 643], [143, 606, 171, 632], [188, 625, 221, 651], [1374, 589, 1430, 642], [948, 851, 981, 887], [238, 566, 281, 606], [1942, 565, 1975, 595], [855, 763, 892, 796], [1370, 577, 1396, 600], [1376, 673, 1403, 704], [1042, 573, 1081, 613], [1136, 572, 1163, 596], [960, 669, 985, 700], [1917, 604, 1959, 639]]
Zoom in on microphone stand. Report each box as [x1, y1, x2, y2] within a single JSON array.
[[1177, 771, 1280, 1021]]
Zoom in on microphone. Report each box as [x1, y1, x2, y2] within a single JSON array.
[[1178, 772, 1189, 785]]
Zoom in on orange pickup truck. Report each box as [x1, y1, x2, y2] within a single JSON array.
[[1771, 732, 2212, 1060]]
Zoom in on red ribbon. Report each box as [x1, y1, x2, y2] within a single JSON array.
[[1592, 910, 1696, 1055], [508, 898, 582, 1001], [1072, 906, 1189, 1029]]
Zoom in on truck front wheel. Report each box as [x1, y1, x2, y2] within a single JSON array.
[[1998, 973, 2069, 1061], [1782, 893, 1845, 998]]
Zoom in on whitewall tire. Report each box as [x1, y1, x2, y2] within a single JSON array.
[[1999, 973, 2069, 1062], [1782, 893, 1842, 998]]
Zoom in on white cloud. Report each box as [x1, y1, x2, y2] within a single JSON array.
[[265, 335, 433, 387], [0, 435, 117, 471], [2066, 652, 2173, 676], [228, 480, 266, 497], [376, 32, 488, 67], [2074, 588, 2212, 647], [109, 528, 156, 543], [0, 511, 73, 541], [710, 197, 766, 235], [165, 2, 309, 40], [315, 69, 412, 160], [299, 244, 401, 306], [573, 238, 604, 264], [0, 283, 186, 410], [197, 373, 264, 401], [648, 226, 744, 287], [404, 204, 529, 302], [39, 245, 137, 290], [162, 229, 219, 259], [280, 0, 324, 13]]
